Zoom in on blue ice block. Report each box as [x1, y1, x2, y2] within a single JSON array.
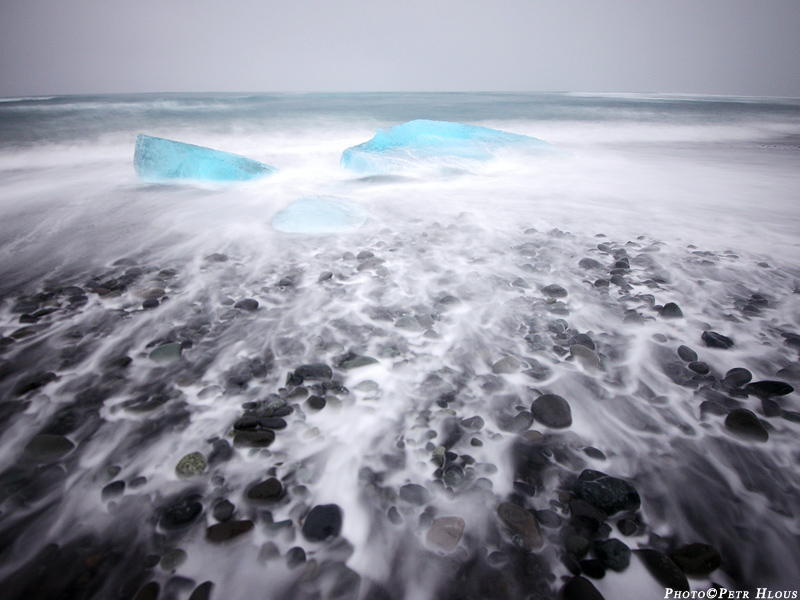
[[340, 119, 554, 174], [134, 134, 276, 183], [271, 196, 368, 233]]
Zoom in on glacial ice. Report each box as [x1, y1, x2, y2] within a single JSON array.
[[271, 196, 368, 233], [134, 134, 276, 183], [340, 119, 554, 174]]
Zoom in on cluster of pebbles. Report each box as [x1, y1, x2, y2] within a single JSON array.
[[0, 216, 798, 599]]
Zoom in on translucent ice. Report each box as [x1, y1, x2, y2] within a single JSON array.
[[134, 134, 276, 183], [340, 119, 554, 174], [271, 196, 368, 233]]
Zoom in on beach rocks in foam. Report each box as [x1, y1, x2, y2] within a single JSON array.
[[271, 196, 368, 233], [340, 119, 554, 174], [134, 134, 275, 183]]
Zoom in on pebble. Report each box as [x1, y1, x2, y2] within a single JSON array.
[[579, 258, 603, 270], [188, 582, 214, 600], [399, 483, 431, 505], [497, 501, 542, 548], [341, 355, 378, 370], [426, 516, 465, 551], [286, 546, 306, 568], [212, 499, 235, 522], [460, 416, 484, 430], [206, 520, 254, 543], [580, 559, 606, 579], [561, 576, 605, 600], [688, 361, 709, 375], [491, 356, 520, 374], [725, 409, 769, 442], [101, 480, 125, 500], [594, 538, 631, 571], [531, 394, 573, 428], [574, 470, 641, 515], [175, 452, 207, 478], [669, 543, 722, 576], [744, 380, 793, 398], [542, 284, 568, 298], [234, 299, 259, 311], [24, 434, 75, 463], [246, 478, 283, 503], [295, 363, 333, 380], [635, 549, 689, 592], [160, 496, 204, 531], [302, 504, 343, 542], [701, 331, 734, 349], [160, 548, 188, 571], [724, 367, 752, 387], [233, 430, 275, 448], [677, 345, 698, 362], [659, 303, 683, 318], [570, 344, 601, 370]]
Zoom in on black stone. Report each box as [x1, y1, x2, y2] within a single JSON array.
[[542, 284, 568, 298], [701, 331, 734, 349], [579, 258, 603, 270], [669, 543, 722, 576], [594, 538, 631, 571], [206, 520, 254, 543], [575, 470, 641, 515], [142, 298, 159, 310], [295, 363, 333, 380], [532, 394, 572, 428], [399, 483, 431, 505], [286, 546, 306, 568], [535, 509, 562, 528], [101, 480, 125, 500], [302, 504, 343, 542], [583, 447, 606, 460], [724, 368, 752, 387], [635, 549, 689, 592], [233, 430, 275, 448], [307, 395, 326, 410], [561, 576, 605, 600], [247, 478, 283, 502], [580, 559, 606, 579], [212, 499, 235, 522], [688, 362, 709, 375], [745, 380, 794, 399], [259, 417, 287, 430], [725, 409, 768, 442], [234, 299, 259, 311], [188, 582, 214, 600], [660, 303, 683, 318], [160, 496, 204, 530], [617, 518, 638, 536]]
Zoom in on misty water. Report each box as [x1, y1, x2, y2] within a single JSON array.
[[0, 93, 799, 600]]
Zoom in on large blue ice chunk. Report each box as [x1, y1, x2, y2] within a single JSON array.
[[134, 134, 276, 183], [341, 119, 554, 174], [271, 196, 368, 233]]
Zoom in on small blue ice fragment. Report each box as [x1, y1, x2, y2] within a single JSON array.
[[134, 134, 276, 182], [271, 196, 368, 233], [341, 119, 554, 174]]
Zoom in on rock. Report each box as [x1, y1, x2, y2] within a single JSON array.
[[341, 356, 378, 370], [302, 504, 343, 542], [234, 298, 259, 311], [725, 409, 768, 442], [659, 303, 683, 318], [426, 516, 465, 551], [579, 258, 603, 270], [669, 543, 722, 576], [532, 394, 572, 428], [688, 362, 709, 375], [443, 465, 464, 488], [460, 416, 485, 430], [233, 430, 275, 448], [565, 535, 591, 558], [512, 278, 530, 289], [542, 284, 568, 298], [499, 410, 533, 433], [574, 470, 640, 515], [160, 496, 204, 530], [246, 478, 283, 502], [399, 483, 431, 505], [188, 582, 214, 600], [583, 447, 606, 460], [175, 452, 207, 478], [142, 298, 159, 309], [701, 331, 734, 349], [306, 396, 326, 410], [149, 343, 183, 363], [497, 501, 542, 548], [571, 333, 595, 350], [744, 380, 794, 399], [724, 367, 752, 387], [259, 417, 287, 430], [570, 344, 601, 370], [160, 549, 188, 571], [535, 509, 562, 528], [134, 582, 160, 600], [14, 371, 58, 396], [206, 520, 254, 543], [635, 549, 689, 592], [561, 576, 605, 600], [295, 363, 333, 380], [212, 499, 235, 522], [101, 480, 125, 500], [492, 356, 521, 374], [594, 538, 631, 572], [580, 559, 606, 580], [285, 546, 306, 568], [677, 345, 698, 362], [24, 434, 75, 463]]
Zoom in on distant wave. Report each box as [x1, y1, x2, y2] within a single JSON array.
[[0, 96, 57, 103]]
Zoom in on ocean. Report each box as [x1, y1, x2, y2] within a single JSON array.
[[0, 93, 799, 599]]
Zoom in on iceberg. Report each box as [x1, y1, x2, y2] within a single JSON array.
[[271, 196, 368, 233], [134, 134, 276, 183], [341, 119, 554, 174]]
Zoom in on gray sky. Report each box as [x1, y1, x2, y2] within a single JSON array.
[[1, 0, 799, 97]]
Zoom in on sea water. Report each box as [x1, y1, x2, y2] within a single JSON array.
[[0, 93, 799, 599]]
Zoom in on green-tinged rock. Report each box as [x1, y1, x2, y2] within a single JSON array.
[[341, 355, 378, 370], [149, 342, 183, 363], [24, 434, 75, 463], [175, 452, 207, 478]]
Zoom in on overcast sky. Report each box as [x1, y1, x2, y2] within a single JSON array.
[[1, 0, 799, 97]]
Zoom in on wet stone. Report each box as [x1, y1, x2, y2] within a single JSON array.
[[206, 520, 254, 543], [426, 516, 465, 551], [212, 499, 235, 522], [24, 434, 75, 463], [295, 363, 333, 380], [575, 470, 641, 515], [460, 416, 484, 430], [702, 331, 734, 349], [542, 284, 568, 298], [160, 549, 188, 571], [561, 576, 605, 600], [617, 518, 638, 536], [580, 559, 606, 580], [724, 367, 752, 387], [500, 410, 533, 433], [175, 452, 207, 478], [594, 538, 631, 572], [535, 509, 562, 528], [233, 416, 258, 430], [492, 356, 520, 374], [659, 302, 683, 318], [101, 480, 125, 500], [160, 496, 204, 531], [583, 447, 606, 460], [302, 503, 343, 542], [570, 344, 600, 370], [399, 483, 431, 505], [142, 298, 159, 310], [306, 395, 326, 410], [188, 582, 214, 600], [234, 299, 259, 311], [341, 355, 378, 370], [134, 582, 160, 600], [745, 380, 794, 398], [677, 345, 698, 362], [286, 546, 306, 568], [635, 549, 689, 592], [532, 394, 572, 428], [233, 430, 275, 448], [669, 543, 722, 576], [497, 501, 542, 548], [247, 478, 283, 503], [688, 361, 709, 375], [565, 535, 591, 558], [579, 258, 603, 270], [149, 343, 182, 363], [725, 409, 768, 442]]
